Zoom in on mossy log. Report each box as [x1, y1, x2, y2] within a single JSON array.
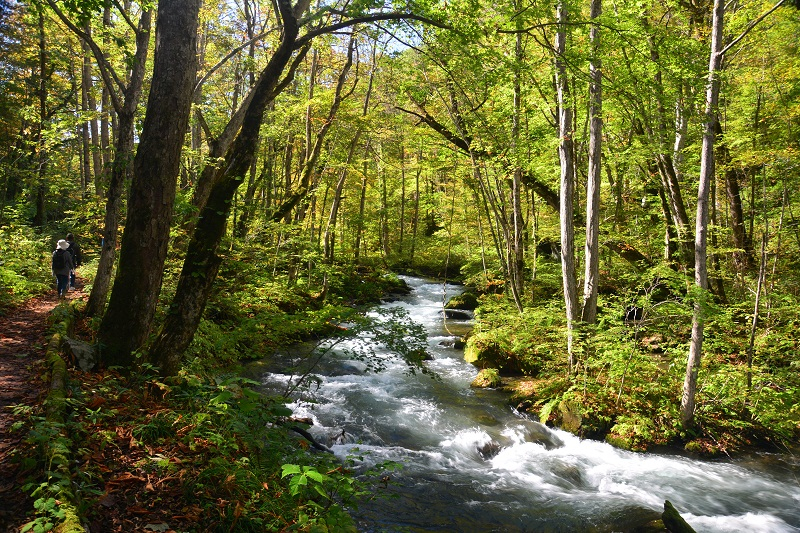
[[42, 310, 87, 533]]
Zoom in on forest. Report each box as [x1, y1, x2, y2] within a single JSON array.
[[1, 0, 799, 530]]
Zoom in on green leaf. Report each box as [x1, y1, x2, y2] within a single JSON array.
[[281, 464, 302, 477]]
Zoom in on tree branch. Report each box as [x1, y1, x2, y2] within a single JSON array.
[[720, 0, 788, 56], [294, 12, 451, 49], [193, 27, 280, 97], [45, 0, 129, 112]]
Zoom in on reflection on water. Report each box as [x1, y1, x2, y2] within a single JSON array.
[[256, 276, 800, 533]]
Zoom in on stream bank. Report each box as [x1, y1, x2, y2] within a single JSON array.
[[254, 276, 800, 533]]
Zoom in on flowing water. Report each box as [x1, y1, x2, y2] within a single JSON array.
[[255, 276, 800, 532]]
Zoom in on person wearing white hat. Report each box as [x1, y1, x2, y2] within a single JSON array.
[[52, 239, 74, 299]]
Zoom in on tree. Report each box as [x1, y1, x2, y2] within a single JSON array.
[[98, 0, 201, 367], [681, 0, 791, 425], [581, 0, 602, 324], [554, 0, 579, 368], [147, 2, 445, 374]]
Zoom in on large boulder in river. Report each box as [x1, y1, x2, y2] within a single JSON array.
[[442, 308, 473, 320], [445, 291, 479, 311], [557, 399, 583, 434]]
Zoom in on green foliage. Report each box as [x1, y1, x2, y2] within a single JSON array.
[[0, 225, 52, 310], [281, 457, 400, 532], [471, 367, 501, 388], [21, 494, 66, 533]]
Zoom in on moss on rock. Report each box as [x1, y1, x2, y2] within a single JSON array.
[[471, 368, 502, 388], [445, 291, 479, 311], [463, 334, 522, 375]]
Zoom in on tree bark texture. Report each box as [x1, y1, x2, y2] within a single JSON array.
[[582, 0, 602, 324], [148, 0, 300, 375], [84, 9, 152, 319], [509, 19, 525, 312], [681, 0, 724, 425], [99, 0, 201, 367], [555, 0, 579, 367]]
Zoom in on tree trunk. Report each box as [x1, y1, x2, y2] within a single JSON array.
[[354, 157, 368, 262], [582, 0, 602, 324], [645, 26, 694, 267], [509, 17, 525, 313], [555, 0, 579, 368], [147, 0, 301, 375], [324, 131, 359, 262], [398, 144, 406, 255], [681, 0, 724, 426], [80, 50, 92, 192], [82, 22, 102, 187], [99, 0, 201, 367], [32, 9, 47, 228], [381, 167, 390, 259], [100, 6, 112, 190], [410, 159, 420, 266], [84, 9, 153, 319]]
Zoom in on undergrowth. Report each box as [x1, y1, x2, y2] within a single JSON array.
[[17, 366, 398, 532]]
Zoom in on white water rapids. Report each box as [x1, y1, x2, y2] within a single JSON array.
[[257, 276, 800, 532]]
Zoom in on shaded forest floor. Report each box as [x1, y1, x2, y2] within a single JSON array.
[[0, 280, 313, 532], [0, 283, 86, 532]]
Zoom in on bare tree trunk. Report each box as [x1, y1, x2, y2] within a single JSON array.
[[410, 157, 420, 266], [100, 6, 112, 187], [508, 12, 525, 312], [582, 0, 602, 324], [99, 0, 201, 366], [747, 233, 767, 391], [681, 0, 724, 425], [398, 144, 406, 255], [645, 25, 693, 266], [83, 8, 153, 318], [381, 167, 389, 259], [80, 52, 92, 192], [354, 155, 368, 262], [555, 0, 579, 368], [324, 134, 359, 262], [32, 8, 48, 228], [82, 23, 102, 187]]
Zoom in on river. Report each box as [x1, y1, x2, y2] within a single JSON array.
[[255, 276, 800, 532]]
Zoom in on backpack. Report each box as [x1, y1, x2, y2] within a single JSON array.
[[53, 249, 67, 270]]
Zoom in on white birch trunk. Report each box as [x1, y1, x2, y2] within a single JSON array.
[[681, 0, 725, 425], [555, 0, 579, 366], [582, 0, 602, 324]]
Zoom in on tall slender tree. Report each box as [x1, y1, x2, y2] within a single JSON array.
[[46, 0, 154, 318], [555, 0, 579, 368], [582, 0, 602, 324]]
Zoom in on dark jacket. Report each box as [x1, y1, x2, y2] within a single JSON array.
[[66, 241, 82, 267], [52, 248, 74, 277]]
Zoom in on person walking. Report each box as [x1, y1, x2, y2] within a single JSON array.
[[52, 239, 74, 299], [65, 233, 82, 290]]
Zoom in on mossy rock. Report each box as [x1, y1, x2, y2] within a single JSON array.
[[662, 500, 697, 533], [557, 399, 583, 434], [445, 291, 479, 311], [463, 335, 522, 375], [471, 368, 502, 388]]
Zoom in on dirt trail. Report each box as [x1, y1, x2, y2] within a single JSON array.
[[0, 284, 84, 532]]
